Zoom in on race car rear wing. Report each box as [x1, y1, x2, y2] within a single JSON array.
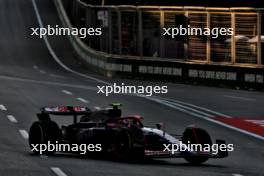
[[39, 106, 91, 123], [41, 106, 91, 115]]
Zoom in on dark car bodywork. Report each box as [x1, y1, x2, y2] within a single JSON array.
[[29, 104, 228, 164]]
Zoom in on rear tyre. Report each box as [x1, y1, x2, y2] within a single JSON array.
[[29, 120, 61, 155], [182, 127, 212, 165], [113, 130, 133, 160], [132, 147, 145, 160]]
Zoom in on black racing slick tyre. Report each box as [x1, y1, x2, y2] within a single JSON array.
[[113, 130, 133, 160], [182, 127, 212, 165], [28, 120, 61, 155]]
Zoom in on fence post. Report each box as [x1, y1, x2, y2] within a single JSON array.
[[108, 8, 112, 54], [117, 9, 122, 55], [138, 9, 143, 57], [231, 12, 236, 64], [85, 6, 90, 47], [160, 10, 165, 58], [257, 10, 262, 66], [184, 11, 189, 61], [206, 12, 211, 63]]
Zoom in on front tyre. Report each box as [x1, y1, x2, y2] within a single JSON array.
[[182, 127, 212, 165]]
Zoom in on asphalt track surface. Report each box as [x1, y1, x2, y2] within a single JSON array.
[[0, 0, 264, 176]]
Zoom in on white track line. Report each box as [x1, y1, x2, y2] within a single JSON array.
[[50, 74, 65, 78], [33, 65, 48, 75], [232, 174, 244, 176], [51, 167, 68, 176], [39, 70, 47, 74], [62, 90, 73, 95], [224, 95, 256, 102], [7, 115, 18, 123], [77, 98, 89, 103], [0, 75, 96, 91], [245, 120, 264, 127], [31, 0, 264, 142], [94, 106, 101, 110], [164, 100, 215, 118], [19, 130, 29, 139], [0, 104, 7, 111], [156, 96, 232, 118]]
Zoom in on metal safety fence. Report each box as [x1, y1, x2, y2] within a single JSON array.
[[62, 0, 264, 67]]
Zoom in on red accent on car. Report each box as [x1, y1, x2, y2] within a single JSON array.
[[58, 106, 68, 112]]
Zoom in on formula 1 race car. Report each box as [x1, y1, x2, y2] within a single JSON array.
[[28, 103, 228, 164]]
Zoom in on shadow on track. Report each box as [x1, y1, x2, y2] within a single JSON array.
[[28, 152, 227, 168]]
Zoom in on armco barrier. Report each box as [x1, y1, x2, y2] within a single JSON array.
[[53, 0, 264, 89]]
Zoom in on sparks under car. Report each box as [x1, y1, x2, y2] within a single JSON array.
[[28, 103, 228, 164]]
